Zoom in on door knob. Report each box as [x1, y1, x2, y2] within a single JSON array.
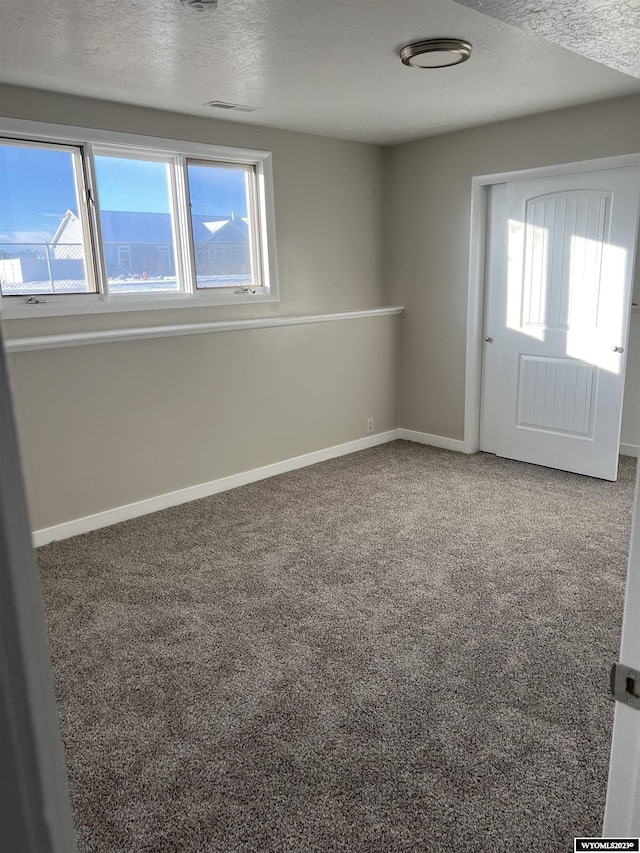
[[484, 336, 493, 343], [613, 346, 625, 353]]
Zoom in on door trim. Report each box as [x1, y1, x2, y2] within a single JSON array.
[[463, 153, 640, 454], [0, 327, 77, 851], [604, 466, 640, 835]]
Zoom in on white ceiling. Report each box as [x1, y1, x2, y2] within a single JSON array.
[[0, 0, 638, 145], [452, 0, 640, 79]]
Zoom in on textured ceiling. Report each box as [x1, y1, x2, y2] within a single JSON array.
[[452, 0, 640, 79], [0, 0, 638, 144]]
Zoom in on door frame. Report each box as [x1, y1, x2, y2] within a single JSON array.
[[0, 326, 77, 852], [463, 152, 640, 455], [604, 468, 640, 835]]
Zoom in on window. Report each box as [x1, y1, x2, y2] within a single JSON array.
[[0, 121, 277, 316], [0, 140, 95, 297], [95, 153, 178, 294], [117, 246, 132, 272], [186, 160, 258, 290]]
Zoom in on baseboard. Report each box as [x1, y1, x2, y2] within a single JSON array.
[[32, 429, 401, 546], [401, 431, 637, 459], [620, 443, 639, 458], [30, 429, 636, 545], [398, 429, 468, 453]]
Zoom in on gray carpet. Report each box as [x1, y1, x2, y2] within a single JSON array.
[[38, 442, 637, 853]]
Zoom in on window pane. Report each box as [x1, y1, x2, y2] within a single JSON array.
[[187, 161, 258, 290], [0, 141, 94, 296], [94, 155, 179, 294]]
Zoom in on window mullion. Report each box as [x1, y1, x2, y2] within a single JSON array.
[[70, 146, 100, 297], [246, 166, 263, 291], [83, 142, 110, 301], [173, 155, 196, 295]]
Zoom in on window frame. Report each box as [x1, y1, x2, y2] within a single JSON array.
[[0, 118, 279, 318], [90, 145, 188, 300], [185, 157, 262, 293], [0, 135, 99, 299]]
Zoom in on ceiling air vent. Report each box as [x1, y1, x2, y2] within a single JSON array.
[[181, 0, 217, 12], [205, 101, 258, 113]]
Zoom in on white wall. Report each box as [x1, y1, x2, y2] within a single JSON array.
[[0, 85, 398, 533]]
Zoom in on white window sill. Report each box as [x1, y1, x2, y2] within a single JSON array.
[[0, 290, 278, 319]]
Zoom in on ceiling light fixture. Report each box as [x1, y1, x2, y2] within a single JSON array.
[[400, 38, 472, 69], [181, 0, 217, 11], [205, 100, 258, 113]]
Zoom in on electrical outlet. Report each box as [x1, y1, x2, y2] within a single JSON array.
[[366, 417, 374, 434]]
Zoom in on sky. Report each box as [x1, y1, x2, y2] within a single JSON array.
[[0, 145, 249, 243]]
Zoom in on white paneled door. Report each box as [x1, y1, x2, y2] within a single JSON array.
[[481, 167, 640, 480]]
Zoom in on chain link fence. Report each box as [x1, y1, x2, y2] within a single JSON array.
[[0, 243, 90, 295], [0, 241, 254, 296]]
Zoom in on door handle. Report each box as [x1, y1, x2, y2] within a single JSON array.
[[613, 346, 625, 353], [484, 336, 493, 343]]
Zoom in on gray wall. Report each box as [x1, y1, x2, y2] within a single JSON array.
[[0, 86, 397, 531], [1, 87, 639, 532], [386, 94, 640, 443], [7, 319, 398, 530]]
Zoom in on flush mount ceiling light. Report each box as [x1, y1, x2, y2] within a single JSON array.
[[181, 0, 217, 11], [205, 100, 258, 113], [400, 38, 472, 69]]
